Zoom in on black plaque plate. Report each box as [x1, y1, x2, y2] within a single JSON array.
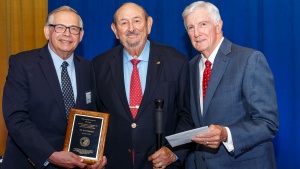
[[63, 108, 109, 165]]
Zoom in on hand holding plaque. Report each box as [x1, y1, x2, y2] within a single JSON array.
[[63, 108, 109, 165]]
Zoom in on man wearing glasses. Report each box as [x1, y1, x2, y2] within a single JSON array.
[[2, 6, 106, 169]]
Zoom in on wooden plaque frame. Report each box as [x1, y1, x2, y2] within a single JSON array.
[[63, 108, 109, 165]]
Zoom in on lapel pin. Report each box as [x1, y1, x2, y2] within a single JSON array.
[[156, 61, 161, 64]]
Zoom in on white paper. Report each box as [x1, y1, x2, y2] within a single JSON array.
[[165, 126, 209, 147]]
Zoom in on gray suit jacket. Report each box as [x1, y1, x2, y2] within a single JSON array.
[[186, 38, 279, 169]]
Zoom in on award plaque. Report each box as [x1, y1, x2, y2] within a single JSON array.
[[63, 108, 109, 165]]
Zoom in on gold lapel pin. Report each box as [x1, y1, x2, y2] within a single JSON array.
[[156, 61, 161, 64]]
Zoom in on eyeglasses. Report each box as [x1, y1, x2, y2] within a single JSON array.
[[48, 24, 82, 35]]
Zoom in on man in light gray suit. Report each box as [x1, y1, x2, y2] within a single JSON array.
[[182, 1, 279, 169]]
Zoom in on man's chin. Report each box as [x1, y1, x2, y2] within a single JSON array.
[[126, 41, 141, 48]]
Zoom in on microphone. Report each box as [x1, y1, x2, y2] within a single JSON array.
[[155, 99, 164, 150]]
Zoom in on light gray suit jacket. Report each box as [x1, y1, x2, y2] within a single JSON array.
[[186, 38, 279, 169]]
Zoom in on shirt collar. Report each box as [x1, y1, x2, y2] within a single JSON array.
[[123, 40, 150, 63], [201, 37, 224, 65], [48, 44, 74, 67]]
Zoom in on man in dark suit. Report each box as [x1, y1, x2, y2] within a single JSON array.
[[91, 2, 194, 169], [182, 1, 279, 169], [2, 6, 106, 169]]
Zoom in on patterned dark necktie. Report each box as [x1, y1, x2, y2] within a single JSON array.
[[129, 59, 142, 119], [202, 60, 212, 99], [61, 61, 75, 119]]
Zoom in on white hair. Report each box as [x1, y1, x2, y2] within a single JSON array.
[[182, 1, 221, 29]]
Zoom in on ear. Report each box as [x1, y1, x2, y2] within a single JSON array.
[[146, 16, 153, 34], [216, 20, 223, 34], [79, 29, 84, 42], [44, 25, 50, 40], [111, 23, 119, 39]]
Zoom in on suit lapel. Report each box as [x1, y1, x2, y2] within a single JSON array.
[[110, 47, 133, 119], [203, 39, 231, 117], [190, 55, 202, 127], [74, 55, 84, 107], [38, 46, 67, 121], [135, 42, 161, 120]]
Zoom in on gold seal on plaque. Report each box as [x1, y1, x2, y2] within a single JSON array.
[[80, 137, 90, 147]]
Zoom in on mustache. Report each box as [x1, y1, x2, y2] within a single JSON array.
[[125, 30, 140, 36]]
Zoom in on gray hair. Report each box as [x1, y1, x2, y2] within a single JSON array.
[[182, 1, 221, 29], [46, 6, 83, 28]]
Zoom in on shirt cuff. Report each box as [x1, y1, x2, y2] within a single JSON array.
[[222, 127, 234, 152], [44, 159, 49, 166]]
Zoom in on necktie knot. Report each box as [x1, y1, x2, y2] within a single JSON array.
[[131, 59, 140, 66], [62, 61, 69, 68], [205, 60, 212, 68]]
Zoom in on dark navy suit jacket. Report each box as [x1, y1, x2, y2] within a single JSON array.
[[91, 41, 194, 169], [186, 38, 279, 169], [2, 45, 91, 169]]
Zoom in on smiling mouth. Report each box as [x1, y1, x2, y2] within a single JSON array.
[[196, 39, 206, 43], [60, 39, 72, 43], [127, 35, 138, 38]]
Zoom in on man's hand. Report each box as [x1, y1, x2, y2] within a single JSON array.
[[86, 156, 107, 169], [191, 124, 228, 149], [148, 146, 176, 169], [48, 151, 87, 168]]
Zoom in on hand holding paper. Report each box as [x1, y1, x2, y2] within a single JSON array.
[[165, 126, 209, 147]]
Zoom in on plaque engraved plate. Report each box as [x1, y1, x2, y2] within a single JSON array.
[[63, 108, 109, 165]]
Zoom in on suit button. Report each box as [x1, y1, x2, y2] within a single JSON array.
[[131, 123, 137, 128], [128, 149, 132, 153]]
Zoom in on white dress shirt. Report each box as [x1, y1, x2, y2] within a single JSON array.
[[48, 44, 77, 102]]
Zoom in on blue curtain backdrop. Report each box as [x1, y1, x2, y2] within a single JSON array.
[[49, 0, 299, 168]]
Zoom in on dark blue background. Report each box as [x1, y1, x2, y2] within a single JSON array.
[[49, 1, 300, 168]]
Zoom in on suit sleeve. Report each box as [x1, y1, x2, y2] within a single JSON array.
[[172, 58, 195, 163], [230, 51, 279, 157], [2, 56, 56, 168], [175, 58, 194, 132]]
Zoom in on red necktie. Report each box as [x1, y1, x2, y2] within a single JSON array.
[[203, 60, 212, 99], [130, 59, 142, 119]]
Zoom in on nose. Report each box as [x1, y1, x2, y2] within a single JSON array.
[[129, 22, 134, 31], [194, 27, 201, 37]]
